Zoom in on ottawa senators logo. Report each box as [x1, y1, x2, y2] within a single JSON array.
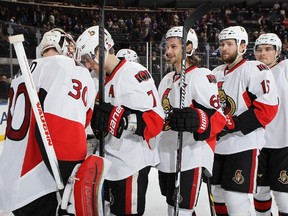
[[218, 82, 236, 115], [278, 170, 288, 184], [135, 70, 151, 83], [257, 64, 269, 71], [162, 88, 172, 131], [232, 170, 245, 184], [206, 74, 217, 83]]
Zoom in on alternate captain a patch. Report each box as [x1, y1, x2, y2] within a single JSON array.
[[135, 70, 151, 83]]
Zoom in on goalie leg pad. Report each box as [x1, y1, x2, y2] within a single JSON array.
[[74, 154, 111, 216]]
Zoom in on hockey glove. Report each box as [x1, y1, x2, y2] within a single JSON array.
[[217, 115, 241, 140], [168, 107, 209, 133], [91, 102, 130, 139]]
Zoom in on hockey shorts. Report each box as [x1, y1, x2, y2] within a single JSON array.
[[211, 149, 258, 193], [257, 146, 288, 192], [158, 167, 202, 210], [104, 166, 151, 215]]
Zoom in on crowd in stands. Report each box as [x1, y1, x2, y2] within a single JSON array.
[[1, 1, 288, 76]]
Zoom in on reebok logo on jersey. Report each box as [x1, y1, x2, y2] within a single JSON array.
[[135, 70, 151, 83]]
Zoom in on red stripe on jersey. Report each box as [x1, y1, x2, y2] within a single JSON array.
[[189, 167, 200, 209], [210, 111, 226, 137], [142, 110, 164, 148], [21, 113, 42, 176], [105, 59, 126, 84], [214, 202, 228, 214], [45, 113, 87, 161], [173, 66, 197, 82], [242, 90, 252, 108], [249, 149, 257, 193], [253, 100, 278, 127], [125, 176, 133, 214], [224, 59, 246, 75], [254, 198, 272, 212]]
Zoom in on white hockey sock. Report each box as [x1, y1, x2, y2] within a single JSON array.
[[224, 190, 251, 216], [273, 191, 288, 213], [254, 186, 272, 216]]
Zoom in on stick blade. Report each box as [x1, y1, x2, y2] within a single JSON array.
[[8, 34, 25, 44]]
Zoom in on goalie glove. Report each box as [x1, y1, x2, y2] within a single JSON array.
[[91, 102, 146, 139], [168, 107, 209, 133]]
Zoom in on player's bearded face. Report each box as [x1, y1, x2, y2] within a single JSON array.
[[165, 38, 182, 65], [220, 40, 238, 64]]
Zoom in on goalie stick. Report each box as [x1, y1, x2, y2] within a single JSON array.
[[174, 3, 213, 216], [8, 34, 64, 190]]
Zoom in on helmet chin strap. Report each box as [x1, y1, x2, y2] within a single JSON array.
[[267, 53, 280, 67], [227, 45, 246, 68]]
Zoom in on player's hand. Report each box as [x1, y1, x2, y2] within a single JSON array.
[[167, 107, 209, 133], [216, 115, 241, 140], [91, 102, 129, 139]]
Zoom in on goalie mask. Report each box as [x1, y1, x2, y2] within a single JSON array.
[[116, 49, 139, 63], [76, 25, 114, 64], [36, 28, 76, 58], [254, 33, 282, 54], [165, 26, 198, 56]]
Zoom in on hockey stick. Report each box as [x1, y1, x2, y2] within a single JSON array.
[[8, 34, 64, 190], [203, 168, 216, 216], [96, 0, 106, 157], [174, 3, 212, 216]]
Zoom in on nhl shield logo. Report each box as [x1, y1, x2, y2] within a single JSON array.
[[278, 170, 288, 184], [232, 170, 245, 184]]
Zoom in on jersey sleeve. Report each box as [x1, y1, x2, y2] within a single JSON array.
[[238, 63, 279, 135], [118, 69, 164, 143], [189, 69, 226, 141]]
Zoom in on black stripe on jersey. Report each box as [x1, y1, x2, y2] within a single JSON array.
[[238, 108, 263, 135], [237, 90, 262, 135]]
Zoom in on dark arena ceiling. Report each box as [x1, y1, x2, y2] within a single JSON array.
[[1, 0, 279, 8]]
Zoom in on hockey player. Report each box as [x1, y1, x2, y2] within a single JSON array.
[[156, 26, 226, 216], [116, 48, 139, 63], [0, 28, 96, 215], [212, 26, 279, 215], [76, 25, 164, 216], [253, 33, 288, 216]]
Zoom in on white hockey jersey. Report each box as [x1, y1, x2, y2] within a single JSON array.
[[0, 55, 96, 211], [265, 59, 288, 149], [100, 59, 164, 181], [213, 59, 278, 154], [156, 66, 226, 174]]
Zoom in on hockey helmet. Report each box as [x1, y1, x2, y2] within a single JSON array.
[[116, 49, 139, 62], [254, 33, 282, 53], [218, 26, 248, 46], [36, 28, 76, 58], [76, 25, 114, 62], [165, 26, 198, 55]]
